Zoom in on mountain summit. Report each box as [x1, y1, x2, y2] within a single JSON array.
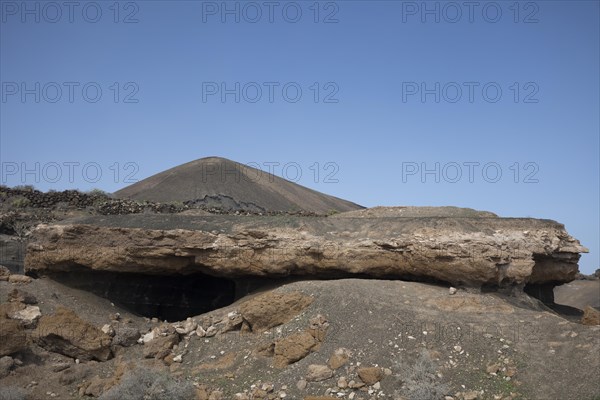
[[114, 157, 363, 213]]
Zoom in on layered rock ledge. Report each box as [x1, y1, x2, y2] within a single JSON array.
[[24, 207, 588, 291]]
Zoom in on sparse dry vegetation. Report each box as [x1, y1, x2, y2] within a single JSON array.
[[394, 349, 449, 400], [9, 197, 30, 209]]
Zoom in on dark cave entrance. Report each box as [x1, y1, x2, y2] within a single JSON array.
[[523, 255, 586, 319], [48, 268, 237, 322]]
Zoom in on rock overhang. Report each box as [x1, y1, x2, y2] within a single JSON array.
[[24, 212, 588, 290]]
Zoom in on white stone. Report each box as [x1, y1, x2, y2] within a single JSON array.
[[228, 311, 240, 319], [10, 305, 41, 327], [101, 324, 115, 336], [174, 318, 197, 335], [205, 326, 217, 337], [296, 379, 307, 390], [142, 331, 155, 343]]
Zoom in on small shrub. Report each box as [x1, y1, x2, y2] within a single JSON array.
[[0, 386, 28, 400], [10, 220, 32, 240], [99, 368, 196, 400], [10, 197, 30, 209], [394, 349, 449, 400]]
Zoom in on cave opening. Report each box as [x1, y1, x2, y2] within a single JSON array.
[[524, 254, 584, 315], [44, 268, 459, 322], [48, 268, 237, 322]]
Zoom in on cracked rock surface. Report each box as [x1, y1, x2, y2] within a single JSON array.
[[25, 207, 587, 289]]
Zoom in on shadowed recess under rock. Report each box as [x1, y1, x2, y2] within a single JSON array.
[[47, 268, 236, 322]]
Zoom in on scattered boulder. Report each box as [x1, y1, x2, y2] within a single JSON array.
[[33, 307, 112, 361], [8, 274, 32, 284], [239, 292, 314, 332], [348, 379, 365, 389], [112, 325, 140, 347], [306, 364, 333, 382], [8, 305, 41, 328], [357, 366, 384, 385], [196, 326, 206, 337], [308, 314, 329, 342], [143, 333, 179, 359], [328, 348, 351, 370], [205, 326, 218, 337], [216, 310, 244, 333], [582, 306, 600, 326], [140, 330, 155, 344], [296, 379, 307, 390], [173, 317, 197, 335], [0, 318, 27, 357], [486, 363, 500, 374], [273, 330, 319, 368]]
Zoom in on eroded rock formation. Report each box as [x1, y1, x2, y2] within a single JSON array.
[[33, 307, 113, 361], [24, 208, 588, 291]]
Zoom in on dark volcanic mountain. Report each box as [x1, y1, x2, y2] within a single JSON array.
[[114, 157, 363, 213]]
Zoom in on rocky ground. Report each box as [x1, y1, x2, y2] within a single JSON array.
[[1, 186, 598, 400], [1, 270, 599, 400]]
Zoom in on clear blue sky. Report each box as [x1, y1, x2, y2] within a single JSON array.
[[1, 1, 598, 273]]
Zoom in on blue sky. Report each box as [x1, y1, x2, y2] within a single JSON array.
[[1, 1, 598, 273]]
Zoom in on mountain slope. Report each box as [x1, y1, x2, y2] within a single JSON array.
[[114, 157, 363, 213]]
